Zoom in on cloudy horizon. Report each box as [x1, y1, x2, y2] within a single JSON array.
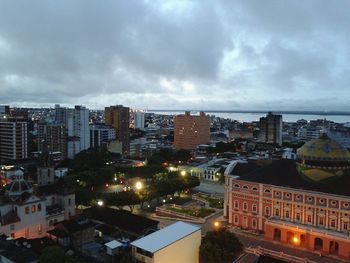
[[1, 1, 350, 111]]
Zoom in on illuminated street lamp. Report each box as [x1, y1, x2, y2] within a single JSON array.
[[180, 170, 186, 177], [135, 181, 143, 191], [293, 236, 299, 245], [214, 221, 220, 229], [97, 200, 104, 206]]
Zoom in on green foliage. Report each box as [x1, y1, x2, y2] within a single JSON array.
[[148, 148, 191, 165], [104, 190, 140, 212], [200, 229, 243, 263], [114, 165, 166, 179], [70, 147, 111, 172], [168, 207, 215, 218], [208, 142, 237, 153], [40, 246, 66, 263]]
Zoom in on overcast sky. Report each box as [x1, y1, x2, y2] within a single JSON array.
[[0, 0, 350, 111]]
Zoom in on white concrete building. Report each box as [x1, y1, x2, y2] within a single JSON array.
[[134, 111, 145, 130], [0, 169, 75, 239], [66, 106, 90, 158], [131, 221, 201, 263]]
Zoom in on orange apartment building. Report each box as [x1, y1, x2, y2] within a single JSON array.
[[174, 111, 210, 150], [224, 136, 350, 260]]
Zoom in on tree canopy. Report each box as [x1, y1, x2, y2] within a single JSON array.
[[200, 229, 243, 263]]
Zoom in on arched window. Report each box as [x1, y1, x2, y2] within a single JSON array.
[[234, 200, 239, 209], [242, 185, 249, 190], [31, 205, 36, 213], [264, 189, 271, 193], [234, 184, 240, 188], [243, 202, 248, 211], [252, 204, 257, 213], [265, 206, 270, 216], [252, 187, 258, 191], [252, 219, 257, 229]]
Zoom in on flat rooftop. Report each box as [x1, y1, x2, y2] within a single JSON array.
[[130, 221, 200, 253], [230, 159, 350, 197]]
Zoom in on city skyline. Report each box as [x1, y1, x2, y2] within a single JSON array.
[[1, 1, 350, 110]]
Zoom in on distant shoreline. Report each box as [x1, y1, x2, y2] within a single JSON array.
[[147, 110, 350, 116]]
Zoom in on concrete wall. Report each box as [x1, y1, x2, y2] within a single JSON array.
[[153, 229, 201, 263]]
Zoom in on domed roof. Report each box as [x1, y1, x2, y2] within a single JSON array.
[[297, 134, 350, 161]]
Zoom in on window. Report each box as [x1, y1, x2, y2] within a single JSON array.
[[234, 200, 239, 209], [242, 185, 249, 190], [319, 199, 325, 204], [25, 207, 29, 215], [10, 224, 15, 231], [344, 203, 349, 208], [252, 187, 258, 191], [234, 215, 239, 224], [264, 189, 271, 194], [275, 192, 280, 197], [331, 219, 336, 228], [296, 213, 301, 221], [285, 193, 290, 198], [234, 184, 240, 188], [343, 222, 348, 230], [37, 204, 41, 211], [275, 209, 280, 217], [31, 205, 36, 213], [243, 202, 248, 211], [252, 204, 257, 213], [319, 217, 324, 225], [331, 200, 337, 206], [252, 219, 257, 229], [285, 211, 290, 219], [307, 215, 312, 223], [265, 206, 270, 216]]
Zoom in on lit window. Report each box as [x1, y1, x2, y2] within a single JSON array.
[[31, 205, 36, 213]]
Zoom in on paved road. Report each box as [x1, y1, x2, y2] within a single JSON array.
[[193, 180, 225, 196]]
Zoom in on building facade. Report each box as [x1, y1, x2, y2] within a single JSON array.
[[224, 137, 350, 260], [105, 105, 130, 155], [0, 121, 28, 160], [37, 122, 67, 160], [90, 124, 116, 148], [258, 112, 282, 146], [174, 111, 210, 150]]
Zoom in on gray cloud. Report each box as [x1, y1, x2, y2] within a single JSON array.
[[0, 0, 349, 110]]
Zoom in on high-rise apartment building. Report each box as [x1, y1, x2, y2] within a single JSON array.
[[258, 112, 282, 146], [174, 111, 210, 150], [66, 106, 90, 158], [0, 120, 28, 160], [105, 105, 130, 155], [132, 111, 145, 130], [90, 124, 116, 148], [37, 122, 67, 159], [54, 104, 67, 124]]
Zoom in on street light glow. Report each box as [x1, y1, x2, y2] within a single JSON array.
[[180, 170, 186, 177], [135, 181, 143, 190], [293, 237, 299, 244], [214, 221, 220, 228], [97, 200, 104, 206]]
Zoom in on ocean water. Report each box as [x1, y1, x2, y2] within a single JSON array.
[[148, 111, 350, 123]]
